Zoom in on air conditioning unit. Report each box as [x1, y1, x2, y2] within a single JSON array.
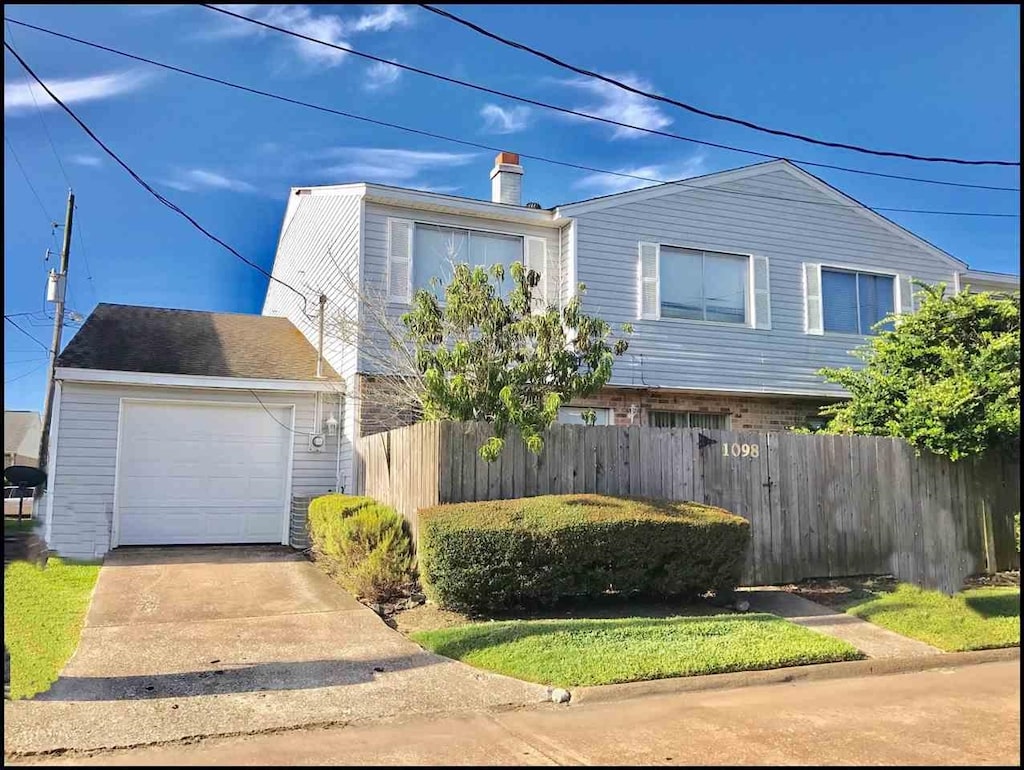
[[307, 433, 326, 453]]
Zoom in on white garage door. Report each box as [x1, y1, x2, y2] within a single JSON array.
[[115, 400, 292, 546]]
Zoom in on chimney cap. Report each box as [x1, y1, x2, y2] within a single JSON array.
[[495, 151, 520, 166]]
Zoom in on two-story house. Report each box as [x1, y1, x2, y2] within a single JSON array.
[[261, 153, 1019, 492]]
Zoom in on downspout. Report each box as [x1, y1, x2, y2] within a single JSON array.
[[335, 390, 344, 493]]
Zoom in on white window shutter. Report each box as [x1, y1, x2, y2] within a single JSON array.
[[803, 262, 823, 335], [387, 218, 413, 302], [525, 236, 547, 311], [637, 241, 660, 319], [752, 255, 771, 329], [896, 274, 915, 314]]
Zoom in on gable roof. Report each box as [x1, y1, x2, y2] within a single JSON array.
[[57, 304, 340, 381], [554, 159, 968, 270], [4, 411, 42, 459]]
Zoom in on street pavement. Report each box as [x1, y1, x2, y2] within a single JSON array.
[[14, 659, 1019, 766]]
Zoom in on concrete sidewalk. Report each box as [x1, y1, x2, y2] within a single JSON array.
[[3, 547, 547, 755], [740, 587, 942, 658], [12, 660, 1020, 766]]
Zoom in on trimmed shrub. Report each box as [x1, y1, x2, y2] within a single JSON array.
[[307, 494, 414, 602], [418, 494, 750, 613], [307, 494, 375, 559]]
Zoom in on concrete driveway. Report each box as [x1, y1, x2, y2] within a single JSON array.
[[4, 546, 546, 755]]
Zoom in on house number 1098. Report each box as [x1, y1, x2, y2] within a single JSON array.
[[723, 442, 759, 458]]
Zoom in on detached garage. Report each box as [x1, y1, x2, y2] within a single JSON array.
[[44, 304, 345, 559]]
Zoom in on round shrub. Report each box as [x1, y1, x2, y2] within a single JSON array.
[[307, 494, 375, 560], [418, 494, 750, 613]]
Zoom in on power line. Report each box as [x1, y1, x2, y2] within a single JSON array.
[[193, 7, 1019, 192], [5, 362, 48, 384], [4, 315, 51, 353], [419, 4, 1020, 169], [72, 204, 100, 305], [248, 390, 306, 434], [4, 20, 1017, 219], [4, 135, 55, 223], [3, 39, 311, 313]]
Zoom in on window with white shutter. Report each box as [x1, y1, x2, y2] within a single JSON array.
[[803, 262, 824, 335], [752, 255, 771, 330], [896, 274, 916, 315], [387, 218, 413, 302], [525, 236, 547, 311], [637, 241, 659, 319]]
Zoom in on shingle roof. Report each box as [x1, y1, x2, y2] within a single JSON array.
[[4, 411, 42, 459], [57, 304, 340, 381]]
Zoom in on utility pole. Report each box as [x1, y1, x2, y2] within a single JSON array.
[[38, 189, 74, 478]]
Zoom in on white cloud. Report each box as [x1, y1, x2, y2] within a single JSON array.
[[318, 147, 476, 185], [163, 168, 258, 194], [573, 155, 708, 196], [69, 154, 103, 168], [349, 5, 411, 33], [561, 73, 672, 139], [4, 71, 150, 115], [363, 60, 401, 91], [206, 4, 410, 70], [480, 104, 531, 134]]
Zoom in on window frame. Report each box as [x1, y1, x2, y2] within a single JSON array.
[[410, 220, 528, 300], [656, 242, 754, 328], [557, 406, 612, 426], [819, 262, 898, 337], [647, 410, 732, 430]]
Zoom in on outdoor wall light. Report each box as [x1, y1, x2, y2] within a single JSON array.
[[325, 412, 339, 436]]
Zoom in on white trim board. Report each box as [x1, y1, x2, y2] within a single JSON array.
[[56, 367, 343, 393]]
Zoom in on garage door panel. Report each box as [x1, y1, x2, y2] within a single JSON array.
[[116, 401, 292, 546]]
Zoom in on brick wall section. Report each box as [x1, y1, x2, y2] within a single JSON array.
[[357, 374, 422, 437], [290, 495, 313, 550], [567, 387, 838, 431]]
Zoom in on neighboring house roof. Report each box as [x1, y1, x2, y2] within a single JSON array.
[[959, 269, 1020, 292], [4, 411, 41, 462], [57, 304, 340, 381]]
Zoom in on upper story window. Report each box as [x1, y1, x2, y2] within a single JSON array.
[[660, 246, 749, 324], [412, 224, 523, 299], [821, 268, 895, 335], [638, 241, 771, 329], [387, 218, 548, 306]]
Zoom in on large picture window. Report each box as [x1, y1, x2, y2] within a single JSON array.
[[660, 246, 748, 324], [649, 411, 730, 429], [821, 268, 895, 334], [412, 224, 523, 298]]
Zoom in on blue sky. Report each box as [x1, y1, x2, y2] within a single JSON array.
[[3, 4, 1020, 411]]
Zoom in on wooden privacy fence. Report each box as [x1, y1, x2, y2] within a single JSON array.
[[355, 421, 1020, 593]]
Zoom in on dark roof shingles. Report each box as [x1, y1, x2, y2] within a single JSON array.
[[56, 304, 339, 381]]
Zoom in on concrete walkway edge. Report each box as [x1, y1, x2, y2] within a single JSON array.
[[572, 646, 1020, 705]]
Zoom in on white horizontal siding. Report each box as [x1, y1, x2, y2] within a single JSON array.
[[262, 191, 361, 489], [573, 169, 959, 395], [48, 383, 340, 560]]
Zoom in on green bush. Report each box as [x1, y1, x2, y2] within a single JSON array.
[[418, 494, 750, 613], [307, 494, 375, 559], [307, 494, 413, 602]]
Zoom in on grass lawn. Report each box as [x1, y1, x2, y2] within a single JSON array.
[[3, 517, 38, 534], [3, 557, 101, 699], [847, 583, 1019, 652], [411, 613, 862, 687]]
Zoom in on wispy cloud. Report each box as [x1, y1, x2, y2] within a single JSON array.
[[318, 147, 476, 186], [4, 71, 150, 115], [69, 154, 103, 168], [560, 73, 672, 139], [162, 168, 258, 194], [363, 60, 401, 91], [349, 5, 411, 33], [573, 155, 708, 196], [480, 104, 531, 135], [205, 4, 410, 70]]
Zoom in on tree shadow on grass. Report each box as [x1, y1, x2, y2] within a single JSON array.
[[964, 592, 1020, 619]]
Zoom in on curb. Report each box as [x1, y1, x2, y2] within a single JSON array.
[[570, 646, 1020, 705]]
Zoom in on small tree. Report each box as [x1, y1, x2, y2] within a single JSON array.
[[402, 261, 631, 460], [818, 283, 1020, 460]]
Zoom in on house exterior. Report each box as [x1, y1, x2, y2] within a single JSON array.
[[42, 305, 344, 559], [262, 155, 1019, 495], [4, 410, 42, 469]]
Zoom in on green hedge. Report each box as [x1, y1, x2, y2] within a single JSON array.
[[307, 494, 413, 602], [418, 494, 750, 613]]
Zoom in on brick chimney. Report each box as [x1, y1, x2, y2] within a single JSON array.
[[490, 151, 523, 205]]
